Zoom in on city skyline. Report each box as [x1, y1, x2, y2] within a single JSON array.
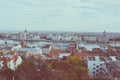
[[0, 0, 120, 32]]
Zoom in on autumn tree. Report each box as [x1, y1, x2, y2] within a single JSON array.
[[39, 62, 54, 80], [66, 56, 90, 80], [15, 60, 38, 80], [0, 50, 3, 56], [0, 67, 13, 80], [2, 56, 90, 80], [39, 56, 90, 80]]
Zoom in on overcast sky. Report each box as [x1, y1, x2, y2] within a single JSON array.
[[0, 0, 120, 32]]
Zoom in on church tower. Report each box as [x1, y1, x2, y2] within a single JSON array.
[[5, 39, 7, 49], [21, 32, 25, 48], [102, 30, 108, 43], [102, 30, 108, 52], [24, 29, 27, 39]]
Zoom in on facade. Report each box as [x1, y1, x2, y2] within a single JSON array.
[[83, 36, 97, 42], [11, 45, 22, 50], [72, 36, 82, 41], [77, 44, 101, 51], [62, 36, 72, 41], [68, 43, 77, 52], [42, 45, 52, 55], [98, 31, 108, 43], [86, 56, 119, 80], [15, 47, 42, 55], [51, 35, 62, 40], [86, 56, 105, 78]]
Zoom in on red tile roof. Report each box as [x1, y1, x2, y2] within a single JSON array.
[[73, 52, 109, 58], [48, 49, 67, 57], [42, 45, 51, 48]]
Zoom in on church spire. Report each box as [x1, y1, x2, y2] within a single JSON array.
[[24, 29, 27, 33], [21, 33, 25, 48], [103, 30, 106, 36]]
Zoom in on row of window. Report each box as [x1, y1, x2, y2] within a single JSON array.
[[93, 63, 103, 66]]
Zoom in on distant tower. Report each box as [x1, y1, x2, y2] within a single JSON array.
[[25, 29, 27, 33], [24, 29, 27, 39], [81, 35, 84, 41], [21, 33, 25, 48], [5, 39, 7, 45], [102, 30, 108, 43], [5, 39, 7, 49], [102, 30, 108, 52], [103, 30, 106, 37]]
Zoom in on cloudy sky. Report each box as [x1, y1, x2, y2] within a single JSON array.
[[0, 0, 120, 32]]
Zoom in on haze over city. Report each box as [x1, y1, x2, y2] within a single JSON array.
[[0, 0, 120, 32]]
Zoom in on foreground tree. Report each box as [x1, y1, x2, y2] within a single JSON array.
[[0, 68, 13, 80], [66, 56, 89, 80], [0, 50, 3, 56], [39, 56, 90, 80], [0, 57, 14, 80], [15, 60, 38, 80], [0, 56, 89, 80]]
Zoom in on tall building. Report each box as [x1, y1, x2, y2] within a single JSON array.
[[21, 33, 25, 48], [102, 30, 108, 52], [24, 29, 27, 39], [5, 39, 7, 49], [102, 30, 108, 43], [98, 30, 108, 43]]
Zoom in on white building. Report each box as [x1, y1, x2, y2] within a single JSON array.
[[0, 55, 22, 70], [62, 36, 72, 41], [72, 36, 82, 41], [42, 45, 52, 55], [83, 36, 97, 42], [52, 43, 68, 50], [86, 56, 118, 79], [86, 56, 105, 78], [98, 31, 108, 43], [31, 34, 40, 40], [24, 29, 27, 39], [57, 53, 71, 59], [7, 55, 22, 70], [11, 45, 22, 50], [51, 35, 62, 40], [77, 44, 101, 51], [15, 47, 42, 55]]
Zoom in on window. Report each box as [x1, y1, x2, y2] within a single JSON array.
[[96, 69, 99, 72], [93, 71, 95, 74], [93, 67, 95, 70], [100, 64, 102, 66], [100, 68, 102, 70], [93, 64, 96, 66], [88, 57, 95, 61], [96, 65, 99, 68]]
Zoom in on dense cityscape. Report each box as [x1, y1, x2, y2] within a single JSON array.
[[0, 30, 120, 80], [1, 0, 120, 80]]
